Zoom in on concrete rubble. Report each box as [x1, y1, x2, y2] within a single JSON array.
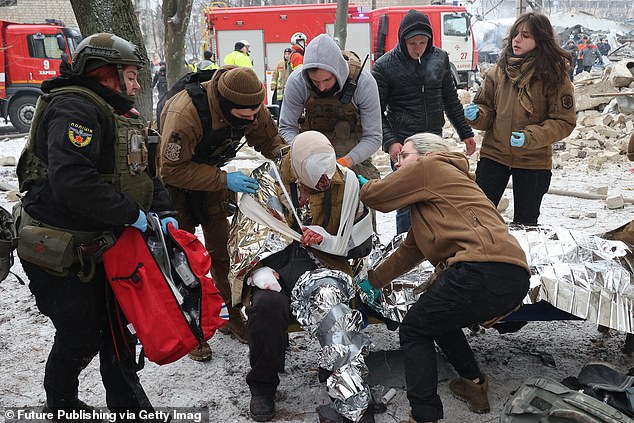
[[449, 57, 634, 211]]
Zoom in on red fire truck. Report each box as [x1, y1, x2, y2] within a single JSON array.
[[204, 2, 477, 98], [0, 19, 81, 132]]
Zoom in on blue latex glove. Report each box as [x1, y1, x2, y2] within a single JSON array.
[[130, 210, 147, 232], [357, 174, 369, 187], [357, 278, 381, 303], [227, 171, 259, 194], [464, 103, 479, 121], [510, 131, 525, 147], [160, 217, 179, 234]]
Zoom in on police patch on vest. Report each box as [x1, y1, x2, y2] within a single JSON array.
[[561, 94, 573, 109], [68, 122, 93, 147], [164, 142, 181, 162]]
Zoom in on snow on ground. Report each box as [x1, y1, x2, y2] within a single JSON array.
[[0, 128, 632, 423]]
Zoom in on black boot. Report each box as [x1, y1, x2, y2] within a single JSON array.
[[43, 399, 102, 423], [249, 393, 275, 422]]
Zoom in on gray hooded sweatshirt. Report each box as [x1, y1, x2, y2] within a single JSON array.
[[279, 34, 382, 166]]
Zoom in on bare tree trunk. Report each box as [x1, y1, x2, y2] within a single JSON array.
[[334, 0, 349, 50], [151, 6, 165, 61], [69, 0, 153, 123], [163, 0, 194, 88]]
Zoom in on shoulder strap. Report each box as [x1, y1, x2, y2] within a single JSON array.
[[288, 182, 302, 232], [184, 81, 215, 163], [342, 50, 362, 81], [338, 51, 364, 104], [50, 85, 114, 117], [321, 190, 332, 229]]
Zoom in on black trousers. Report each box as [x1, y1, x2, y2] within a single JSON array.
[[24, 261, 152, 412], [401, 262, 529, 422], [245, 288, 291, 396], [475, 157, 552, 225]]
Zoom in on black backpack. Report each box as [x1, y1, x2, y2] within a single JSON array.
[[155, 69, 216, 131]]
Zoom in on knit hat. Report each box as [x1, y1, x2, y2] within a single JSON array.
[[217, 67, 265, 107]]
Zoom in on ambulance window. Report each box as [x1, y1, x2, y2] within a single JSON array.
[[443, 13, 468, 37], [27, 34, 63, 59]]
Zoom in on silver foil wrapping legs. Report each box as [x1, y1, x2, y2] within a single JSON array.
[[290, 269, 373, 422]]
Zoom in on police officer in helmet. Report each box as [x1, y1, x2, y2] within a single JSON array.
[[16, 32, 174, 420]]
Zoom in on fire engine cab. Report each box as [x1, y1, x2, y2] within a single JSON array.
[[0, 19, 81, 132], [204, 2, 477, 99]]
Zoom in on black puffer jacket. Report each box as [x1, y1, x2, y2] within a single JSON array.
[[372, 10, 473, 153]]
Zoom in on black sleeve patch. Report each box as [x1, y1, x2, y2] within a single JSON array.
[[68, 122, 94, 147]]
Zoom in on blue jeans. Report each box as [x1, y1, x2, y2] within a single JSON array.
[[401, 262, 529, 422], [391, 160, 412, 234], [396, 207, 411, 234]]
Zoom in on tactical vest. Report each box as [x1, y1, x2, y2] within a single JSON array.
[[300, 52, 380, 180], [17, 85, 154, 210], [190, 117, 245, 168], [300, 51, 363, 160]]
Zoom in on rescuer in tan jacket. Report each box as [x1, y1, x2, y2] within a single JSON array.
[[358, 133, 530, 423], [159, 66, 285, 361]]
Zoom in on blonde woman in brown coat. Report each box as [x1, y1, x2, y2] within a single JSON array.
[[358, 133, 530, 423], [465, 12, 576, 225]]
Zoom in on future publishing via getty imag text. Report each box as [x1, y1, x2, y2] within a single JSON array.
[[3, 407, 208, 423]]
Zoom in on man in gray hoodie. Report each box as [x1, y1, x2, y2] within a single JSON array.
[[279, 33, 382, 181]]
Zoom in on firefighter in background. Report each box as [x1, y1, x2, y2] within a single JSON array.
[[289, 32, 306, 71], [279, 33, 382, 181], [575, 35, 588, 75], [270, 47, 292, 109], [15, 33, 174, 417], [158, 66, 285, 361], [198, 50, 219, 71], [223, 40, 253, 68]]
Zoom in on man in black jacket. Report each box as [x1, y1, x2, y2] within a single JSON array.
[[372, 9, 475, 234]]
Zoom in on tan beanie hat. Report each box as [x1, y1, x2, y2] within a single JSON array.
[[217, 67, 265, 106]]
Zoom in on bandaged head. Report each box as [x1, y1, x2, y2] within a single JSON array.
[[290, 131, 337, 190]]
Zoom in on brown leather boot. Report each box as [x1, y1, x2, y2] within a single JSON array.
[[219, 308, 247, 343], [187, 342, 212, 362], [449, 372, 490, 413]]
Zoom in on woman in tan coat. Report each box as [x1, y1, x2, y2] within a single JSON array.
[[359, 133, 530, 423], [464, 12, 576, 225]]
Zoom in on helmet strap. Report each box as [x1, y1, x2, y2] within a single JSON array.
[[116, 63, 127, 94]]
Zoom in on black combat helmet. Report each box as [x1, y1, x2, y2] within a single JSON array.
[[71, 33, 146, 100], [72, 32, 146, 75]]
